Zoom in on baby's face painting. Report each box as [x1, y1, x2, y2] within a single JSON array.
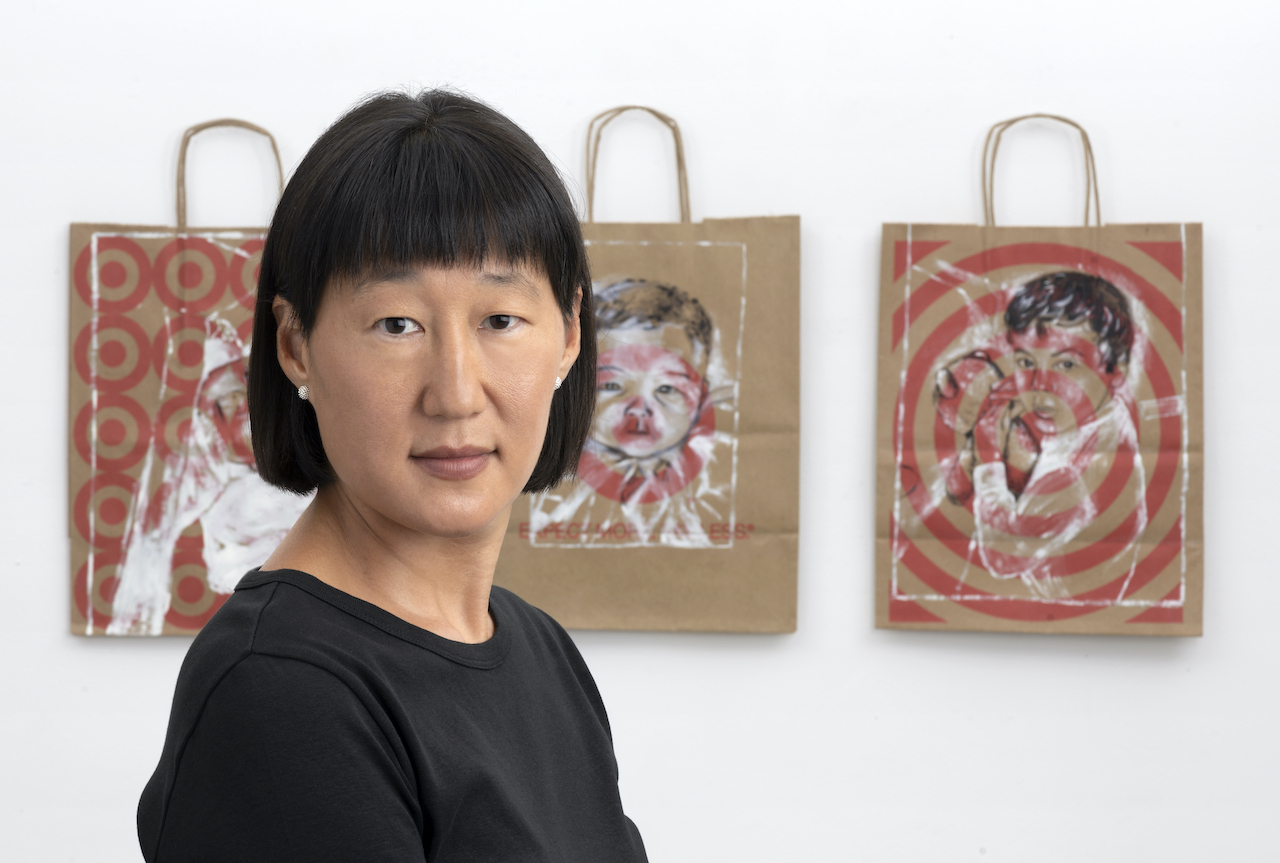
[[594, 339, 706, 458]]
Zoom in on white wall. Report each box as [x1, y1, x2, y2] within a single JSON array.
[[3, 1, 1276, 859]]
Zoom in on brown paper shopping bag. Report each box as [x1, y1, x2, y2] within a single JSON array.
[[875, 114, 1203, 635], [67, 119, 312, 636], [494, 106, 801, 632]]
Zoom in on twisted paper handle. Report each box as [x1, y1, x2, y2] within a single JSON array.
[[585, 105, 690, 223], [176, 118, 284, 231], [981, 114, 1100, 227]]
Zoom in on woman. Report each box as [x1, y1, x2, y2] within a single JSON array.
[[137, 91, 648, 862]]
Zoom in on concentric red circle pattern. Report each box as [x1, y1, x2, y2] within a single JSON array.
[[884, 241, 1190, 628], [69, 230, 266, 634]]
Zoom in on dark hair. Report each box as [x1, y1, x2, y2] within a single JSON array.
[[248, 90, 595, 494], [595, 279, 713, 367], [1005, 271, 1134, 374]]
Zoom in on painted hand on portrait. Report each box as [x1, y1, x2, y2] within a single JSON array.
[[978, 390, 1041, 498], [935, 351, 1001, 503], [937, 350, 1054, 503]]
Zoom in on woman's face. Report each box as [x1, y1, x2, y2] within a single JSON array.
[[279, 263, 578, 540], [593, 326, 706, 459]]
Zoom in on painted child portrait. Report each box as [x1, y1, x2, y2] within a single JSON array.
[[529, 278, 737, 548], [931, 271, 1148, 598]]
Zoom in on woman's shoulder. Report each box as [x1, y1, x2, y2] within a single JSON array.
[[487, 586, 606, 716], [203, 570, 577, 681], [165, 573, 373, 735], [225, 569, 509, 672]]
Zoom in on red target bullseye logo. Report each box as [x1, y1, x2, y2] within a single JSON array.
[[73, 473, 138, 551], [73, 393, 151, 473], [151, 315, 207, 394], [154, 393, 198, 460], [164, 545, 229, 630], [74, 549, 124, 629], [889, 243, 1185, 623], [74, 237, 152, 314], [227, 238, 264, 311], [153, 237, 228, 312], [70, 229, 271, 636], [73, 315, 151, 392]]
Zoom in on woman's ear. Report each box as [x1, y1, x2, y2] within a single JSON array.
[[559, 286, 583, 378], [273, 296, 310, 389]]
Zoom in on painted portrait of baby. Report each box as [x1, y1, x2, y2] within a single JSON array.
[[529, 278, 738, 548]]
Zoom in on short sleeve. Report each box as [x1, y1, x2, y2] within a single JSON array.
[[147, 654, 426, 863]]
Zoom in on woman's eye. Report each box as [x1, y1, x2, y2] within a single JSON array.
[[655, 384, 676, 395], [377, 317, 420, 335], [1018, 357, 1034, 369], [483, 314, 517, 330], [1057, 359, 1076, 371]]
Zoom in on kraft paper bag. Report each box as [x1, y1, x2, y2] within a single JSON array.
[[875, 115, 1203, 635], [68, 119, 311, 636], [494, 107, 800, 632]]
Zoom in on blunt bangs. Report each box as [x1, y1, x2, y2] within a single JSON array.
[[249, 90, 596, 495]]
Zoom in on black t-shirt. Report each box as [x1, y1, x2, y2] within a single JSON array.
[[138, 569, 647, 862]]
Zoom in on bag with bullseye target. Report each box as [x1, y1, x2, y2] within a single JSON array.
[[875, 114, 1203, 635], [67, 120, 311, 636]]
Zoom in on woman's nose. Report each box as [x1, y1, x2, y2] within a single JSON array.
[[421, 328, 487, 419]]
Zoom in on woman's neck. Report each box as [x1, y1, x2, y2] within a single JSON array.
[[261, 484, 505, 643]]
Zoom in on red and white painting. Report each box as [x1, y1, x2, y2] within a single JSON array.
[[876, 227, 1202, 634], [529, 249, 746, 549], [69, 228, 311, 636]]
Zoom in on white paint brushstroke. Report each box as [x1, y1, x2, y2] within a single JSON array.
[[889, 226, 913, 598], [1179, 224, 1190, 590], [90, 232, 310, 635], [86, 233, 101, 635]]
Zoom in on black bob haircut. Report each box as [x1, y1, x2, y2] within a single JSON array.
[[1005, 271, 1134, 374], [248, 90, 596, 494]]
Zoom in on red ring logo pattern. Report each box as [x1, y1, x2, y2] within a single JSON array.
[[73, 393, 152, 472], [153, 237, 229, 312], [886, 242, 1188, 625], [70, 232, 265, 635], [74, 237, 152, 314]]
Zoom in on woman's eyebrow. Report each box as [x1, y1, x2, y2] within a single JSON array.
[[478, 268, 545, 302], [349, 268, 417, 293]]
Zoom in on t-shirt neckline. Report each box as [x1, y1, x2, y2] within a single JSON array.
[[237, 568, 512, 669]]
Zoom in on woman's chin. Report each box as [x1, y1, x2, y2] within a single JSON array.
[[413, 510, 511, 542]]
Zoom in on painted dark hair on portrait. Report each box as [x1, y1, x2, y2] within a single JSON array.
[[1005, 271, 1134, 373], [248, 89, 596, 495], [595, 279, 713, 363]]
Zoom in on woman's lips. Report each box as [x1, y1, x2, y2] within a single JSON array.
[[411, 447, 493, 481]]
